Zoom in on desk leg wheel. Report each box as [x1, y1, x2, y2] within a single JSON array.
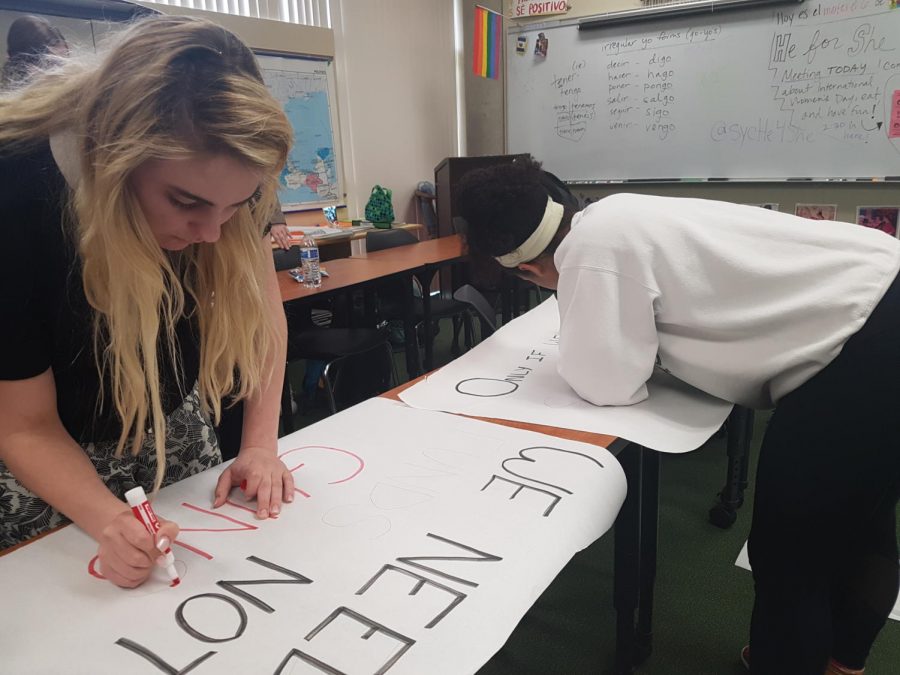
[[709, 503, 738, 529]]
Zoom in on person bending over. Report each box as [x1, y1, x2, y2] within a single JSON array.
[[456, 157, 900, 675], [0, 16, 295, 588]]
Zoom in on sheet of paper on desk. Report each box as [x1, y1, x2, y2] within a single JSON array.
[[401, 297, 733, 454], [735, 542, 900, 622], [288, 225, 346, 239], [0, 398, 626, 674]]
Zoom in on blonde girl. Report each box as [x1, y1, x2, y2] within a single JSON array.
[[0, 15, 295, 588]]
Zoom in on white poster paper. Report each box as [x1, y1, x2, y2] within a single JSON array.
[[1, 399, 626, 674], [401, 298, 733, 454], [735, 542, 900, 622]]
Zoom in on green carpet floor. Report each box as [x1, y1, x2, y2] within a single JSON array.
[[284, 312, 900, 675]]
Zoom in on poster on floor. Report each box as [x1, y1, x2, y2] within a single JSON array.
[[0, 399, 626, 674], [400, 298, 733, 454]]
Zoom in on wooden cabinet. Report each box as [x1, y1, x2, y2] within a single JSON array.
[[433, 154, 529, 238]]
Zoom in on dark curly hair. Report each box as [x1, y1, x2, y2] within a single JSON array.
[[456, 156, 577, 265]]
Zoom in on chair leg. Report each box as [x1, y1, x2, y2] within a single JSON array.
[[280, 363, 295, 435], [321, 361, 339, 415], [463, 311, 475, 350], [382, 342, 395, 391], [390, 348, 402, 388], [450, 316, 462, 357]]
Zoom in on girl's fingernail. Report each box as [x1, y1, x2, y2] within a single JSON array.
[[271, 506, 280, 516], [157, 537, 170, 552]]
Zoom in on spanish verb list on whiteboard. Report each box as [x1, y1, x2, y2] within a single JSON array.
[[509, 1, 900, 182]]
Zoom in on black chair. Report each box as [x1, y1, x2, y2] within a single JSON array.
[[280, 325, 393, 434], [453, 283, 498, 339], [272, 245, 300, 271], [365, 229, 478, 362], [275, 246, 392, 435], [365, 228, 420, 253]]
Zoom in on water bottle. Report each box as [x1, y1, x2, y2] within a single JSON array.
[[299, 234, 321, 288]]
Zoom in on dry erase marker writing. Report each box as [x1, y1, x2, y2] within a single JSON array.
[[124, 486, 181, 587]]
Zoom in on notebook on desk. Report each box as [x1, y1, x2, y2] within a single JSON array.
[[287, 225, 346, 239]]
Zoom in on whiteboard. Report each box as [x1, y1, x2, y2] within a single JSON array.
[[506, 0, 900, 181]]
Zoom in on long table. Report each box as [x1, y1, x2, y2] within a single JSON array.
[[384, 378, 658, 675], [278, 235, 467, 375], [1, 396, 633, 674]]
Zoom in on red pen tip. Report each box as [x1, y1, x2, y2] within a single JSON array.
[[170, 578, 181, 588]]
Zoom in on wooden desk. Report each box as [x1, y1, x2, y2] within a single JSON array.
[[278, 235, 465, 303], [278, 235, 467, 375], [384, 378, 658, 675], [275, 223, 427, 261], [386, 377, 616, 447]]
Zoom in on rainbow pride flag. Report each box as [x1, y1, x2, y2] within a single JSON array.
[[473, 5, 501, 80]]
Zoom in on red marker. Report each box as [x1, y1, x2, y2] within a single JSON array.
[[124, 486, 181, 587]]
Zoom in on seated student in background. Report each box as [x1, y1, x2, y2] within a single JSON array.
[[0, 15, 296, 588], [456, 157, 900, 675], [1, 14, 68, 88], [269, 201, 292, 249]]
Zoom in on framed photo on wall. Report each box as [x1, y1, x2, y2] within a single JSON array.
[[856, 206, 900, 238], [795, 203, 837, 220]]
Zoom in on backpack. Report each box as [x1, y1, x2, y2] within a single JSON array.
[[364, 185, 395, 224]]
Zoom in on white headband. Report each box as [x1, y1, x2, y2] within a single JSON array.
[[495, 197, 564, 268]]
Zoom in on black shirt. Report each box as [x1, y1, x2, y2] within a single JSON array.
[[0, 141, 200, 443]]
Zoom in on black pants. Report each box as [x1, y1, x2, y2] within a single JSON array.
[[748, 273, 900, 674]]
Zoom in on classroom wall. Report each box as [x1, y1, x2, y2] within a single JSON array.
[[498, 0, 900, 219], [2, 2, 458, 228], [145, 0, 457, 226], [329, 0, 457, 224], [463, 0, 504, 157], [136, 3, 460, 229]]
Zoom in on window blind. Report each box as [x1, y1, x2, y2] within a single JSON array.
[[148, 0, 331, 27]]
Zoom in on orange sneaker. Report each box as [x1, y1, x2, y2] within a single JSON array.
[[826, 660, 864, 675], [740, 645, 751, 671], [739, 646, 864, 674]]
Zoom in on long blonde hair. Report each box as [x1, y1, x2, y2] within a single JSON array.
[[0, 15, 292, 490]]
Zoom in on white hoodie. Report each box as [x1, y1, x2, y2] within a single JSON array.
[[554, 194, 900, 409]]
